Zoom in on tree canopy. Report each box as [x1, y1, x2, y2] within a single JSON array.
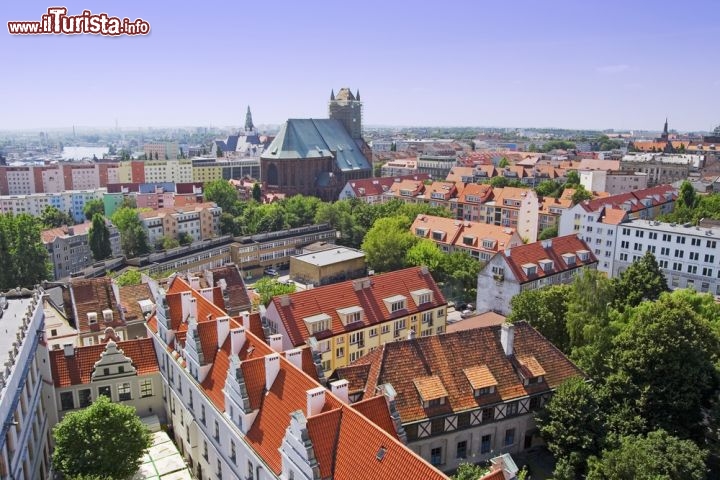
[[52, 396, 151, 480], [451, 462, 490, 480], [83, 199, 105, 220], [115, 269, 142, 287], [611, 251, 668, 310], [362, 216, 418, 273], [88, 213, 112, 261], [41, 205, 74, 228], [110, 207, 150, 258], [204, 179, 238, 213], [0, 213, 51, 290], [253, 277, 296, 307]]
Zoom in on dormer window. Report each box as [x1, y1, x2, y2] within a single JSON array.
[[432, 230, 445, 241], [517, 355, 546, 386], [102, 309, 113, 323], [538, 259, 554, 272], [415, 227, 427, 237], [562, 253, 576, 266], [482, 239, 496, 250], [87, 312, 97, 325], [576, 250, 590, 262], [462, 235, 475, 246], [410, 289, 433, 307], [303, 313, 331, 335], [474, 386, 495, 397], [521, 263, 537, 276], [336, 306, 364, 326], [463, 365, 498, 398], [384, 295, 407, 313], [413, 375, 449, 409]]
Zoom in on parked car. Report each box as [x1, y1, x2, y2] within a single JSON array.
[[264, 267, 278, 276]]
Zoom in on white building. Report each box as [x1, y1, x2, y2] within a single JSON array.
[[613, 220, 720, 296], [580, 170, 648, 195], [476, 235, 598, 315], [0, 288, 54, 480], [0, 188, 107, 224]]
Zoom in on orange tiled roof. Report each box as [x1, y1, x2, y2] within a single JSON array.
[[270, 267, 446, 347], [49, 337, 159, 387], [335, 322, 584, 423], [118, 283, 153, 323], [600, 207, 628, 225], [352, 395, 399, 440], [481, 470, 506, 480], [69, 277, 125, 334], [206, 265, 251, 313], [517, 355, 546, 378], [411, 214, 520, 253], [345, 175, 430, 198], [459, 183, 493, 203], [463, 365, 498, 390], [41, 221, 92, 244], [446, 312, 507, 333], [500, 234, 597, 284], [582, 184, 676, 213], [413, 375, 449, 402]]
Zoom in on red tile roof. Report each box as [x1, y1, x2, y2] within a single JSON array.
[[411, 214, 521, 253], [500, 235, 597, 284], [49, 338, 159, 387], [336, 322, 583, 423], [581, 184, 676, 213], [206, 265, 251, 314], [270, 267, 446, 347], [41, 221, 92, 244], [118, 283, 153, 323], [352, 395, 399, 440], [69, 277, 124, 334]]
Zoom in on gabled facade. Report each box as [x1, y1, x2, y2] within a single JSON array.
[[337, 174, 431, 203], [476, 235, 598, 315], [265, 267, 448, 374], [333, 322, 584, 473]]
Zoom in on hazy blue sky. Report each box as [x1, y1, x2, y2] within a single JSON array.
[[2, 0, 719, 132]]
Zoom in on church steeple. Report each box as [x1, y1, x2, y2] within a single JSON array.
[[330, 89, 335, 101], [356, 89, 360, 101], [663, 117, 668, 135], [660, 117, 669, 142], [245, 106, 255, 132]]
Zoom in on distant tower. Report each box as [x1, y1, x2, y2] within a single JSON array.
[[660, 117, 669, 141], [245, 106, 255, 132], [328, 87, 363, 140]]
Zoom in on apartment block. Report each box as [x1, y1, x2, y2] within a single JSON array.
[[476, 235, 598, 315], [613, 220, 720, 295], [143, 142, 179, 160], [264, 266, 448, 375], [620, 153, 702, 186], [333, 322, 583, 472], [0, 289, 54, 480], [411, 214, 523, 262], [42, 221, 122, 280], [580, 170, 648, 195], [139, 202, 221, 245], [0, 188, 106, 223]]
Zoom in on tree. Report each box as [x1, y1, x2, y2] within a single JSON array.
[[83, 199, 105, 220], [115, 269, 142, 287], [535, 180, 561, 198], [52, 396, 151, 480], [508, 284, 571, 352], [565, 170, 580, 186], [438, 251, 482, 304], [606, 291, 720, 440], [571, 185, 593, 204], [362, 216, 417, 273], [110, 208, 150, 258], [678, 180, 697, 210], [537, 377, 605, 478], [162, 236, 180, 250], [41, 205, 74, 228], [451, 462, 490, 480], [586, 430, 707, 480], [283, 195, 322, 228], [0, 213, 51, 290], [611, 251, 668, 311], [204, 180, 238, 214], [252, 183, 262, 202], [538, 225, 558, 240], [405, 239, 445, 273], [219, 212, 240, 236], [88, 214, 112, 260], [178, 232, 193, 246], [498, 157, 509, 168], [254, 277, 296, 307]]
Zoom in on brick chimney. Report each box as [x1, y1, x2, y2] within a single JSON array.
[[500, 323, 514, 356]]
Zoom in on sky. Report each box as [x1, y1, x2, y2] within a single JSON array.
[[1, 0, 719, 132]]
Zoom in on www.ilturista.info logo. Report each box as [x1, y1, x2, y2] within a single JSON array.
[[8, 7, 150, 36]]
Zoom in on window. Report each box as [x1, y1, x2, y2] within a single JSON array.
[[633, 243, 642, 251], [201, 405, 206, 425], [349, 331, 364, 345], [676, 236, 686, 244], [647, 245, 656, 253], [336, 347, 345, 358], [98, 385, 111, 399], [60, 392, 74, 411], [381, 324, 390, 335], [649, 232, 658, 240], [529, 396, 542, 410], [394, 318, 406, 332], [620, 253, 628, 261], [369, 328, 377, 337], [662, 234, 671, 242], [674, 249, 684, 258], [620, 241, 629, 249], [214, 420, 220, 441], [430, 447, 443, 466], [481, 434, 492, 454], [703, 268, 713, 277], [474, 386, 494, 397], [138, 379, 153, 398], [506, 402, 518, 416], [456, 440, 467, 459], [622, 228, 630, 236], [203, 440, 208, 460], [708, 240, 717, 249], [661, 247, 670, 256], [247, 461, 254, 480], [79, 389, 91, 408], [118, 382, 131, 401], [391, 300, 405, 312], [217, 459, 223, 479], [230, 441, 236, 463], [688, 265, 697, 274], [689, 251, 699, 261], [635, 230, 644, 238], [482, 407, 494, 423], [673, 262, 682, 271], [705, 254, 715, 263], [504, 428, 516, 446], [422, 311, 433, 324], [103, 368, 110, 376]]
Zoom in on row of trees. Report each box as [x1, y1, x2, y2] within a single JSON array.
[[659, 180, 720, 225], [509, 252, 720, 478]]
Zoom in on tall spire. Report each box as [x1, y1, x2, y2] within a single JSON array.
[[245, 106, 254, 132], [356, 89, 360, 101], [663, 117, 668, 135], [330, 89, 335, 101]]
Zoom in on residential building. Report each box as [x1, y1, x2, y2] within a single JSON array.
[[580, 170, 648, 195], [290, 247, 367, 286], [49, 335, 165, 424], [0, 288, 54, 480], [333, 322, 583, 472], [0, 163, 118, 195], [191, 264, 252, 317], [456, 184, 494, 222], [139, 202, 222, 245], [64, 277, 128, 346], [143, 142, 179, 160], [191, 157, 261, 183], [476, 235, 598, 315], [612, 220, 720, 295], [42, 221, 122, 280], [381, 158, 418, 177], [411, 215, 523, 263], [143, 159, 193, 184], [261, 88, 373, 201], [417, 155, 457, 179], [117, 283, 157, 340], [558, 185, 677, 275], [484, 188, 540, 243], [338, 174, 430, 203], [0, 188, 106, 223], [620, 153, 703, 186], [229, 223, 337, 277], [44, 291, 79, 350], [265, 266, 448, 374], [146, 274, 448, 480], [537, 189, 575, 234]]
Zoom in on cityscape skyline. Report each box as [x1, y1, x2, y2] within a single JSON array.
[[2, 0, 719, 132]]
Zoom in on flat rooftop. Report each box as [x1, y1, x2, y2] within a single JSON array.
[[0, 295, 33, 380], [626, 219, 720, 237], [293, 247, 365, 267]]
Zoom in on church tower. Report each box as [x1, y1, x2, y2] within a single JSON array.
[[328, 88, 363, 140], [245, 106, 256, 133]]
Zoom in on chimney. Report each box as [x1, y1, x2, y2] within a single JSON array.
[[265, 353, 280, 391], [279, 295, 291, 307], [189, 276, 200, 290], [188, 297, 197, 322], [216, 316, 230, 349], [500, 323, 515, 356], [269, 333, 283, 352], [330, 379, 349, 404], [230, 326, 246, 355], [286, 348, 303, 370], [180, 291, 193, 320], [239, 311, 250, 329], [200, 287, 214, 302], [63, 343, 74, 357], [306, 386, 326, 417], [504, 248, 511, 257], [218, 278, 227, 292], [408, 328, 416, 340], [419, 265, 429, 275]]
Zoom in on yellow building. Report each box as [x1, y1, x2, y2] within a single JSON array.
[[264, 266, 447, 374]]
